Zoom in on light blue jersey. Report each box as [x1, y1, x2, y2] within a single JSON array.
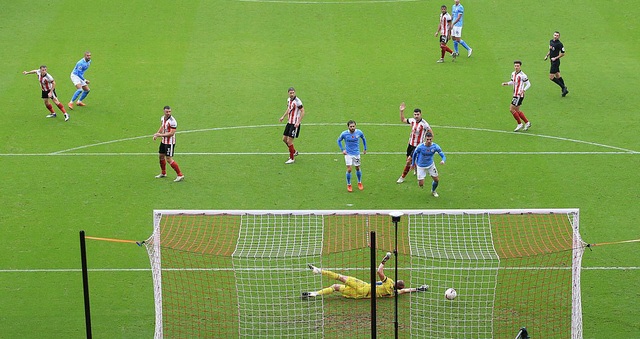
[[452, 4, 464, 27], [71, 58, 91, 80], [338, 129, 367, 156], [412, 143, 445, 167]]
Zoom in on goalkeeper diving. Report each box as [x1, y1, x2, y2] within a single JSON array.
[[302, 252, 428, 299]]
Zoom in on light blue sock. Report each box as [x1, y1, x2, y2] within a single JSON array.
[[71, 89, 82, 101], [356, 170, 362, 183], [346, 172, 352, 185], [460, 40, 471, 50], [453, 40, 459, 54], [432, 181, 439, 192], [79, 90, 90, 101]]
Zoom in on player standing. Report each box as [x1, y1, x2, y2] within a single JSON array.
[[451, 0, 473, 57], [411, 132, 446, 198], [434, 5, 455, 63], [544, 31, 569, 97], [337, 120, 367, 192], [397, 102, 432, 184], [279, 87, 305, 164], [68, 51, 92, 109], [501, 60, 532, 132], [22, 65, 70, 121], [153, 106, 185, 182]]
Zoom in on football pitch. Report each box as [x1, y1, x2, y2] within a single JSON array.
[[1, 0, 638, 337]]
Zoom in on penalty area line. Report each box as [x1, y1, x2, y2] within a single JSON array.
[[0, 151, 636, 157]]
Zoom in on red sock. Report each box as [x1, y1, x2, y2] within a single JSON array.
[[56, 102, 67, 114], [402, 165, 411, 178], [45, 103, 55, 113], [170, 161, 183, 176], [288, 144, 296, 159], [512, 112, 522, 124], [518, 111, 529, 123], [160, 159, 167, 174]]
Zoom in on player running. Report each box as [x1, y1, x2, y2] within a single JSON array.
[[411, 132, 446, 197], [68, 51, 92, 109], [23, 65, 70, 121], [337, 120, 367, 192]]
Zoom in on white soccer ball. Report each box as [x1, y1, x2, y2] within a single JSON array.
[[444, 288, 457, 300]]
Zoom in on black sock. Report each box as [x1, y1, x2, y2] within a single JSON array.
[[551, 78, 563, 88], [558, 77, 566, 88]]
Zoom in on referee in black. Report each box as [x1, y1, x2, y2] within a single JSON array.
[[544, 31, 569, 97]]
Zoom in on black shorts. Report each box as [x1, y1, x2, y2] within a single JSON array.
[[511, 96, 525, 107], [41, 90, 58, 99], [283, 123, 300, 138], [550, 60, 561, 74], [439, 35, 449, 44], [159, 143, 175, 157], [406, 144, 417, 157]]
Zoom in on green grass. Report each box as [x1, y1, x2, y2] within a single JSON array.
[[1, 0, 638, 337]]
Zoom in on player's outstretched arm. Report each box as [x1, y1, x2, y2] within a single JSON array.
[[399, 102, 408, 122], [398, 284, 429, 295]]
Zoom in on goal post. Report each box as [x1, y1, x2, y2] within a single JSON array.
[[141, 209, 585, 338]]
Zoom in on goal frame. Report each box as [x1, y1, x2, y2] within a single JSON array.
[[147, 208, 584, 339]]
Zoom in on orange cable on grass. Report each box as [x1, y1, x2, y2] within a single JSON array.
[[85, 236, 144, 246], [589, 238, 640, 247]]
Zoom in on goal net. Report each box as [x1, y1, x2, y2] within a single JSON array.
[[141, 209, 585, 338]]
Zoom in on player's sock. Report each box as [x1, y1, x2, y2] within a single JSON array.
[[402, 165, 411, 178], [346, 171, 352, 185], [440, 44, 453, 54], [356, 170, 362, 183], [518, 111, 529, 123], [79, 90, 90, 101], [431, 181, 439, 192], [440, 47, 446, 58], [160, 159, 167, 175], [317, 287, 334, 296], [169, 161, 182, 176], [56, 102, 67, 113], [558, 77, 566, 88], [71, 89, 82, 102], [551, 78, 563, 88], [512, 112, 522, 123], [45, 103, 55, 113], [460, 40, 471, 50], [453, 40, 459, 54], [287, 144, 295, 159], [321, 270, 340, 280]]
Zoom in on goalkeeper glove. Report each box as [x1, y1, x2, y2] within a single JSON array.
[[382, 252, 392, 264], [417, 284, 429, 292]]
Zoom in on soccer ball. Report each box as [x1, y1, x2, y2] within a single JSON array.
[[444, 288, 457, 300]]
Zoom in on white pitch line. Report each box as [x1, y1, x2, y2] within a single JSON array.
[[0, 123, 637, 156], [1, 266, 638, 273], [0, 151, 636, 157], [238, 0, 420, 4]]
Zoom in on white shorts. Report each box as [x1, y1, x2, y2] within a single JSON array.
[[416, 164, 438, 180], [451, 26, 463, 38], [344, 154, 361, 167], [70, 74, 88, 87]]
